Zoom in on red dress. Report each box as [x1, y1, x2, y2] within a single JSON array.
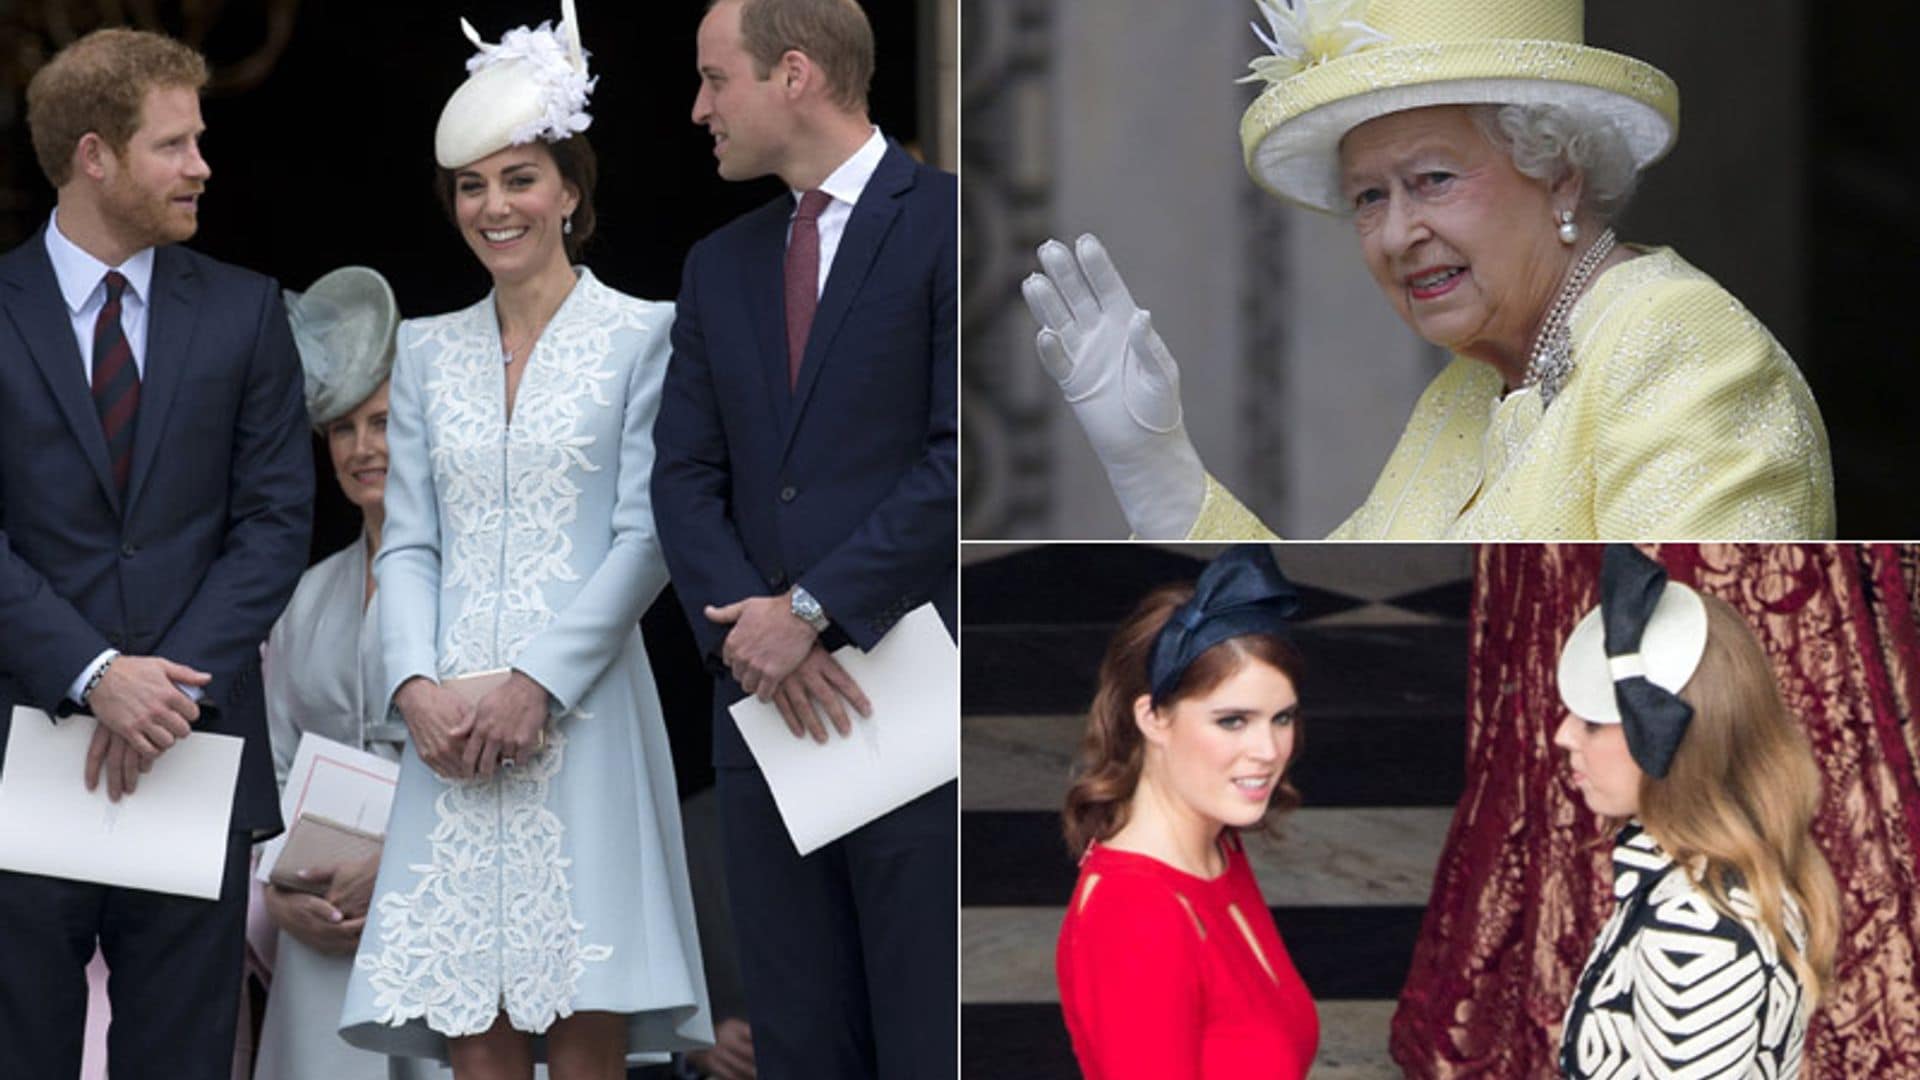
[[1056, 833, 1319, 1079]]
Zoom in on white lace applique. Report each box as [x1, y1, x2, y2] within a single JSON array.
[[414, 274, 649, 676], [359, 272, 658, 1034], [356, 728, 613, 1035], [411, 305, 508, 678]]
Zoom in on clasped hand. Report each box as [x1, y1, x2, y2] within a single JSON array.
[[464, 670, 550, 781], [394, 677, 474, 780], [397, 672, 550, 782], [1022, 233, 1208, 538], [83, 654, 211, 802], [706, 591, 817, 698], [707, 593, 871, 743]]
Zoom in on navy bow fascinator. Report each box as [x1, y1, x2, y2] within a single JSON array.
[[1599, 544, 1696, 779], [1147, 545, 1300, 704]]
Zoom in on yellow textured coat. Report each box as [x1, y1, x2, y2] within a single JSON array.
[[1190, 249, 1835, 540]]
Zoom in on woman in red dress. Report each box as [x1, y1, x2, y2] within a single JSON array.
[[1056, 545, 1320, 1079]]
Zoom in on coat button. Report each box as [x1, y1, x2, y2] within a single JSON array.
[[779, 486, 797, 503], [120, 543, 138, 558]]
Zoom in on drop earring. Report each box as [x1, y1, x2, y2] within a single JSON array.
[[1556, 209, 1577, 245], [563, 214, 574, 236]]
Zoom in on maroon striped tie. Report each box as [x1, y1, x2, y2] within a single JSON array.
[[91, 270, 139, 496], [784, 189, 832, 391]]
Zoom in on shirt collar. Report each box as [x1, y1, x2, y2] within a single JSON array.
[[794, 126, 888, 213], [44, 207, 156, 315]]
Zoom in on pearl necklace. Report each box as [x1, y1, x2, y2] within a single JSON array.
[[1522, 228, 1616, 405]]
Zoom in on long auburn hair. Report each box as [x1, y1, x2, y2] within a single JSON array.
[[1637, 593, 1841, 1004], [1061, 582, 1305, 856]]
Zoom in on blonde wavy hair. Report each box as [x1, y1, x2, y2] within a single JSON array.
[[1638, 593, 1841, 1006]]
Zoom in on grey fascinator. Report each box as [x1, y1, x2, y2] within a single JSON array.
[[283, 266, 399, 429]]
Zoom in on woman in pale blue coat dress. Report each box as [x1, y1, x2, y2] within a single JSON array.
[[338, 8, 711, 1077]]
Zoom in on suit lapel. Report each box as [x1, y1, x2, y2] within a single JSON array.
[[0, 232, 120, 511], [781, 143, 915, 460], [743, 200, 796, 428], [126, 245, 200, 516]]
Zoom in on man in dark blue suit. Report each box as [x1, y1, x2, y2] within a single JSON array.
[[0, 29, 311, 1079], [653, 0, 956, 1076]]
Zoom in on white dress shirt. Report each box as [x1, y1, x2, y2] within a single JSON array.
[[44, 208, 155, 381], [42, 210, 179, 705], [789, 126, 888, 298]]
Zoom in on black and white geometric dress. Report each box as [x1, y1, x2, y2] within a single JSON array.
[[1561, 823, 1808, 1080]]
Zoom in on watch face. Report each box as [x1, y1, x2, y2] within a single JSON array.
[[793, 589, 825, 625]]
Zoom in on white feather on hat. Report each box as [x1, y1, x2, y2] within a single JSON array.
[[435, 0, 595, 170]]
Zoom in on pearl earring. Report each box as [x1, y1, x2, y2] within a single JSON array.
[[1556, 210, 1578, 246], [563, 214, 574, 237]]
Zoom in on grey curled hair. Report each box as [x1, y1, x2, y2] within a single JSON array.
[[1470, 102, 1643, 223]]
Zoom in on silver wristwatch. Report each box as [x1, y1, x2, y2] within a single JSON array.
[[790, 585, 831, 633]]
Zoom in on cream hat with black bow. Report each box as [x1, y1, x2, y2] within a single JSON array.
[[1238, 0, 1679, 213]]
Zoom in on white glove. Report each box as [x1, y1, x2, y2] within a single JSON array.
[[1022, 233, 1207, 539]]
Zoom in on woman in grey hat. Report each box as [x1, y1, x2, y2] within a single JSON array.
[[254, 265, 424, 1080]]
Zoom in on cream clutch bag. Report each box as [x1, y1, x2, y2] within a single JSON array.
[[268, 812, 383, 895], [441, 667, 512, 706], [437, 668, 550, 753]]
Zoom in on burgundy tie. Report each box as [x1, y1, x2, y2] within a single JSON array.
[[784, 189, 832, 391], [91, 270, 140, 496]]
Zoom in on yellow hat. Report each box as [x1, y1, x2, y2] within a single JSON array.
[[1238, 0, 1678, 213]]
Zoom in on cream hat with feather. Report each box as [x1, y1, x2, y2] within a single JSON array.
[[434, 0, 595, 170]]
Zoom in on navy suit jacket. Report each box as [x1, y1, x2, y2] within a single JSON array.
[[653, 140, 957, 768], [0, 228, 312, 836]]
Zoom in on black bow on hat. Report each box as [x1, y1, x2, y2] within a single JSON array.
[[1147, 545, 1300, 704], [1601, 544, 1695, 779]]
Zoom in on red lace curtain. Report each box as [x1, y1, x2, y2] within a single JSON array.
[[1390, 544, 1920, 1077]]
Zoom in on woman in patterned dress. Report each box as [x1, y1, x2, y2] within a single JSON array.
[[337, 6, 711, 1077], [1552, 546, 1839, 1079]]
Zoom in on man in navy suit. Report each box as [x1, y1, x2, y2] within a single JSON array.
[[653, 0, 956, 1075], [0, 28, 311, 1079]]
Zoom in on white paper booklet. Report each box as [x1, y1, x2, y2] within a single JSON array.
[[0, 706, 243, 899], [255, 731, 400, 883], [730, 603, 958, 855]]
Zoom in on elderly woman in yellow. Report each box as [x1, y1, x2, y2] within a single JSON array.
[[1022, 0, 1834, 540]]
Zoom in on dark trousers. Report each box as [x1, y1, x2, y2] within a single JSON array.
[[719, 768, 956, 1080], [0, 831, 251, 1080]]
